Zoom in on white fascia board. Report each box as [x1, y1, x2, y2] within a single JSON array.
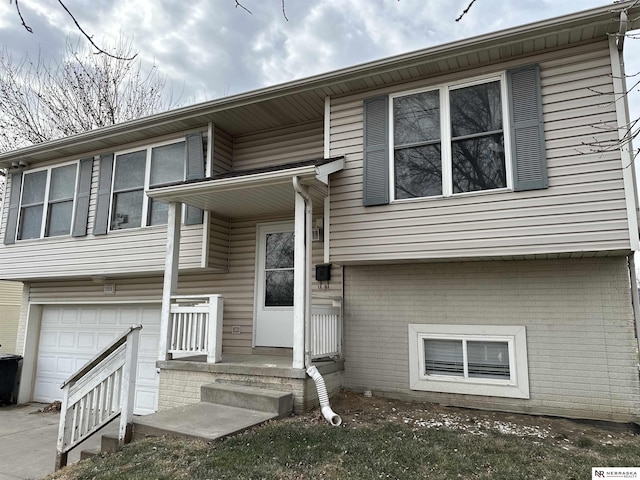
[[315, 158, 345, 185], [147, 165, 318, 202]]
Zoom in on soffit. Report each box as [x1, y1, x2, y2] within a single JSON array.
[[0, 2, 636, 168], [147, 158, 344, 218]]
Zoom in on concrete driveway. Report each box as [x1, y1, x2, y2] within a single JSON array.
[[0, 403, 115, 480]]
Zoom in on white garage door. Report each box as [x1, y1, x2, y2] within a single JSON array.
[[34, 304, 161, 415]]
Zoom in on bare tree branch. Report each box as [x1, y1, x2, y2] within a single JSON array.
[[456, 0, 478, 22], [235, 0, 289, 20], [12, 0, 33, 33], [55, 1, 136, 60], [234, 0, 252, 14], [11, 0, 136, 60]]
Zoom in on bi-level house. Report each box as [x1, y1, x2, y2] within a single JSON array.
[[1, 2, 639, 422]]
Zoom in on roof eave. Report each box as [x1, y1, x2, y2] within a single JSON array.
[[0, 1, 636, 166]]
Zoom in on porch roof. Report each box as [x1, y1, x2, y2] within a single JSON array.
[[147, 156, 344, 218]]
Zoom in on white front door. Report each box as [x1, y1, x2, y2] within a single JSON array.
[[254, 222, 295, 347]]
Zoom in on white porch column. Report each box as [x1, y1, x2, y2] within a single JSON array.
[[158, 202, 182, 361], [292, 190, 306, 369]]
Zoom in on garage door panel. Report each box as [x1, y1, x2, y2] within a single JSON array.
[[39, 332, 57, 348], [77, 332, 96, 349], [135, 389, 157, 414], [35, 305, 161, 415], [79, 309, 98, 325], [137, 361, 157, 382], [60, 309, 80, 324], [56, 357, 76, 376], [36, 355, 57, 374]]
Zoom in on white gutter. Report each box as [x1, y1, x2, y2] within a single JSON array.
[[292, 175, 342, 427], [292, 176, 312, 368]]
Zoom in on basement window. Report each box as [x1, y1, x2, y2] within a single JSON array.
[[408, 324, 529, 399]]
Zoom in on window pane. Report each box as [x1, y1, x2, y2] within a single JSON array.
[[395, 145, 442, 199], [150, 142, 185, 186], [148, 199, 168, 226], [47, 201, 73, 237], [49, 164, 77, 201], [114, 150, 146, 190], [19, 205, 43, 239], [452, 134, 506, 193], [111, 190, 143, 229], [22, 171, 47, 205], [265, 270, 294, 307], [265, 232, 294, 269], [450, 81, 502, 138], [394, 90, 440, 146], [467, 341, 510, 380], [424, 339, 464, 377]]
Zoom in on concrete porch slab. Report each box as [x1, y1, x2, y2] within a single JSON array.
[[133, 402, 278, 442]]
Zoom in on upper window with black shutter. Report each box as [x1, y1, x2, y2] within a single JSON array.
[[107, 135, 206, 231], [362, 65, 546, 206], [392, 74, 511, 200], [16, 162, 79, 240]]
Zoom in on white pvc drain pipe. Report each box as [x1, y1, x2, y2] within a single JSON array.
[[306, 365, 342, 426]]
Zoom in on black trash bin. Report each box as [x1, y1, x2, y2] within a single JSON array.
[[0, 354, 22, 405]]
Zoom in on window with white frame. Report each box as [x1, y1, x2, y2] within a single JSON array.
[[17, 162, 78, 240], [110, 141, 185, 230], [392, 75, 509, 200], [408, 324, 529, 399]]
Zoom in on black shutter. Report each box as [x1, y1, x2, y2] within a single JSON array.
[[72, 158, 94, 237], [507, 64, 548, 191], [185, 132, 204, 225], [363, 95, 390, 206], [4, 172, 22, 245], [93, 153, 114, 235]]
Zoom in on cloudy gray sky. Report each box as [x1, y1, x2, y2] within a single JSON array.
[[0, 0, 637, 108]]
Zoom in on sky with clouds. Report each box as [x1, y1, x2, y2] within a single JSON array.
[[0, 0, 637, 108]]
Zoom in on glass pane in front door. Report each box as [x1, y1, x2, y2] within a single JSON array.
[[264, 232, 294, 307]]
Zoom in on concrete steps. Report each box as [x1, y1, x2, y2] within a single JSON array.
[[80, 383, 293, 458]]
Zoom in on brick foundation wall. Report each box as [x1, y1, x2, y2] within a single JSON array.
[[343, 257, 640, 422], [159, 368, 344, 414]]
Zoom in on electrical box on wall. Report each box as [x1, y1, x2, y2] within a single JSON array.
[[315, 263, 331, 282]]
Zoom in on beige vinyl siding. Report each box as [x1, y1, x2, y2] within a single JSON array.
[[0, 224, 204, 280], [233, 122, 324, 171], [213, 127, 233, 175], [328, 40, 631, 262], [208, 215, 230, 271], [23, 215, 342, 355], [342, 257, 640, 422], [0, 281, 23, 353], [0, 151, 206, 281]]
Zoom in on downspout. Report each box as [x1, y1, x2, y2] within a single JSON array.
[[292, 176, 342, 427]]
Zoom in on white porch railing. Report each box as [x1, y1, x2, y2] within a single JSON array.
[[310, 298, 342, 360], [55, 325, 141, 471], [169, 295, 224, 363]]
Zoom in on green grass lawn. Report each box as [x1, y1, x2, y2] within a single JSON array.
[[50, 393, 640, 480]]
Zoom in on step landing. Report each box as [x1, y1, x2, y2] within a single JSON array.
[[81, 384, 293, 457], [132, 401, 279, 442]]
